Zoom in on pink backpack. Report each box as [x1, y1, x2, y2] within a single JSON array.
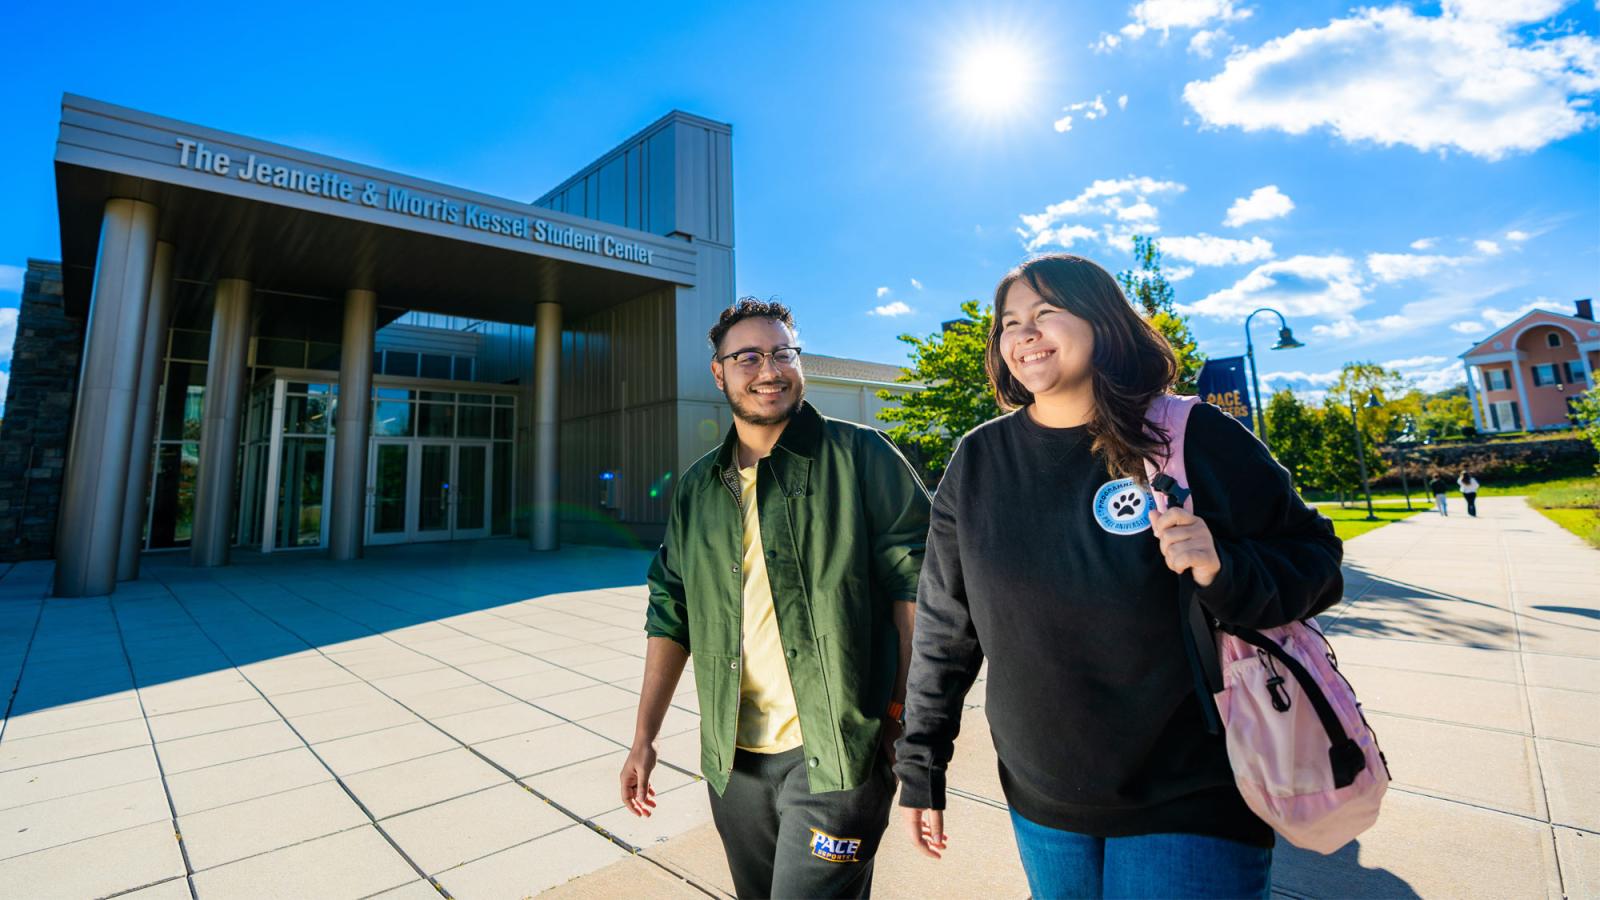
[[1143, 393, 1389, 854]]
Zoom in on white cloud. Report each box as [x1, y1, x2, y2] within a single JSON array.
[[1120, 0, 1253, 41], [1223, 185, 1295, 227], [1451, 320, 1488, 334], [1382, 355, 1448, 369], [1161, 234, 1276, 266], [1095, 33, 1123, 52], [1261, 368, 1343, 388], [1410, 237, 1438, 250], [1168, 265, 1196, 281], [1366, 252, 1472, 282], [870, 301, 913, 317], [1480, 297, 1569, 327], [0, 370, 8, 417], [1055, 95, 1112, 133], [1017, 176, 1186, 252], [1312, 314, 1413, 339], [1406, 359, 1468, 393], [1474, 239, 1503, 255], [0, 307, 16, 365], [1183, 255, 1367, 320], [1505, 229, 1532, 241], [1118, 94, 1129, 109], [875, 286, 891, 298], [1189, 29, 1227, 58], [910, 278, 924, 290], [0, 264, 23, 294], [1182, 5, 1600, 161]]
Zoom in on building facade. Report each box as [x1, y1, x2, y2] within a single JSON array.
[[1460, 300, 1598, 433], [0, 96, 915, 596]]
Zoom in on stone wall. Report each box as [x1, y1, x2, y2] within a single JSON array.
[[0, 261, 85, 562]]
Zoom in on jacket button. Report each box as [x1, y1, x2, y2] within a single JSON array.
[[729, 660, 739, 670], [731, 564, 739, 574], [808, 757, 820, 768], [766, 550, 776, 560], [786, 648, 797, 659]]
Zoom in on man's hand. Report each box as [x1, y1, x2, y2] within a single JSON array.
[[1150, 507, 1222, 587], [880, 716, 903, 769], [902, 807, 947, 859], [619, 741, 659, 818]]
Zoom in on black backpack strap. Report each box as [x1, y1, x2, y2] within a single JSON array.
[[1178, 573, 1224, 735]]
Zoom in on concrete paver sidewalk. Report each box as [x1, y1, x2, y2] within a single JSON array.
[[0, 495, 1595, 898]]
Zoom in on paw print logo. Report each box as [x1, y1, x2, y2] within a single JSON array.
[[1111, 491, 1143, 519]]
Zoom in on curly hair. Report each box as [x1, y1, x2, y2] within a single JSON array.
[[707, 297, 798, 357], [986, 253, 1178, 480]]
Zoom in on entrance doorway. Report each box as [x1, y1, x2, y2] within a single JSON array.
[[366, 439, 494, 544]]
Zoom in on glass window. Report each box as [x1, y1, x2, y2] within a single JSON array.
[[493, 407, 513, 440], [1566, 361, 1588, 384], [169, 329, 211, 361], [307, 342, 340, 370], [276, 437, 327, 548], [453, 357, 474, 381], [419, 391, 455, 402], [374, 387, 411, 401], [372, 401, 413, 436], [458, 405, 492, 438], [256, 338, 305, 368], [494, 395, 513, 406], [159, 363, 206, 441], [421, 354, 452, 380], [1547, 332, 1562, 348], [1532, 364, 1560, 386], [284, 394, 331, 434], [418, 403, 454, 437], [492, 442, 512, 535], [384, 351, 419, 377], [459, 393, 492, 405], [147, 441, 200, 548]]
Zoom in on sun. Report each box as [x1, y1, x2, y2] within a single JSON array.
[[951, 37, 1038, 119]]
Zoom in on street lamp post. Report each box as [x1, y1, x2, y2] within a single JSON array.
[[1348, 390, 1382, 522], [1244, 308, 1305, 446]]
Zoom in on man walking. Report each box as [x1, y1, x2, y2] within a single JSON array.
[[620, 298, 930, 898], [1429, 474, 1451, 515]]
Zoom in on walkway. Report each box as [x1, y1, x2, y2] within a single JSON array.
[[0, 496, 1594, 898]]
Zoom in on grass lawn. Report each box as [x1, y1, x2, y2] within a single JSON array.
[[1308, 475, 1598, 506], [1320, 505, 1425, 541], [1525, 477, 1600, 548]]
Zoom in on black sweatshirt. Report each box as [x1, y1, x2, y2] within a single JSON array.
[[894, 402, 1344, 847]]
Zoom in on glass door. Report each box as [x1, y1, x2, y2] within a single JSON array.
[[367, 440, 412, 545], [453, 443, 491, 540], [416, 443, 454, 540]]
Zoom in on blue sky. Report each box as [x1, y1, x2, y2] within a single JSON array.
[[2, 0, 1597, 408]]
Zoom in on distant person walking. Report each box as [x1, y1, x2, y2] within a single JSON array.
[[1428, 475, 1451, 516], [1458, 471, 1480, 518]]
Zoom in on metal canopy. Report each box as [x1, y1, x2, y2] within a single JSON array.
[[53, 95, 695, 326]]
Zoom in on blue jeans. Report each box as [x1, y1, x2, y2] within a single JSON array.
[[1009, 809, 1272, 899]]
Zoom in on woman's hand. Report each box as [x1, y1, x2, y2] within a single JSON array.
[[1151, 507, 1222, 587], [902, 807, 948, 859]]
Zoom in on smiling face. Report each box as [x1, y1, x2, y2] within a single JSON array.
[[712, 316, 806, 426], [997, 280, 1095, 400]]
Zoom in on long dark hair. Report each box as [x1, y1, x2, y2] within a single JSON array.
[[986, 253, 1177, 479]]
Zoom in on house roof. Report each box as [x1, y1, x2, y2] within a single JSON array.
[[1461, 307, 1600, 359], [803, 352, 915, 385]]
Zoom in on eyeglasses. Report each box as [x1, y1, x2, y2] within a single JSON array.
[[718, 347, 802, 370]]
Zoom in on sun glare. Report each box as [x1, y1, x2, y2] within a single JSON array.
[[952, 37, 1037, 119]]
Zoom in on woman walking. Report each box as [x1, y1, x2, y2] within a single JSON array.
[[1458, 470, 1481, 518], [895, 254, 1344, 899]]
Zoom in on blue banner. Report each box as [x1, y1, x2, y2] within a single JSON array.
[[1198, 356, 1254, 433]]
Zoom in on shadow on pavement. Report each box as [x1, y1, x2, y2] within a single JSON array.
[[1274, 839, 1419, 899]]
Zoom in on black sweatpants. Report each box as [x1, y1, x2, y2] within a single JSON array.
[[1464, 492, 1478, 517], [707, 747, 896, 899]]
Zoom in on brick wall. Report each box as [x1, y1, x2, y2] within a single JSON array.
[[0, 261, 85, 562]]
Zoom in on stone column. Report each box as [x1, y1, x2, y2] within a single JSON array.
[[54, 199, 159, 598], [116, 241, 176, 582], [531, 301, 561, 551], [1511, 355, 1533, 432], [1464, 364, 1485, 433], [329, 289, 376, 561], [190, 279, 253, 568]]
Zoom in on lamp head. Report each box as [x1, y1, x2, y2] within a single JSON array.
[[1272, 327, 1305, 350]]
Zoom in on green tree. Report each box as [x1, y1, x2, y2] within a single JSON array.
[[1576, 385, 1600, 475], [1317, 362, 1400, 497], [1418, 392, 1473, 440], [1115, 236, 1205, 394], [1264, 388, 1325, 490], [876, 300, 1002, 478]]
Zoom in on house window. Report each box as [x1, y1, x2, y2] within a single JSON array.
[[1567, 360, 1589, 385], [1547, 332, 1562, 348], [1484, 369, 1511, 391], [1532, 363, 1562, 386], [1489, 401, 1521, 431]]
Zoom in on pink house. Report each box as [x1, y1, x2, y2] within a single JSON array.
[[1461, 299, 1598, 433]]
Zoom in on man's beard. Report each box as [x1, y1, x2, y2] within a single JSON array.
[[725, 378, 805, 426]]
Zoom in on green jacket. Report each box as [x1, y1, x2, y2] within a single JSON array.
[[645, 402, 931, 794]]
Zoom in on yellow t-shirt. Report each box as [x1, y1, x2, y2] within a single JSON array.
[[735, 463, 804, 753]]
